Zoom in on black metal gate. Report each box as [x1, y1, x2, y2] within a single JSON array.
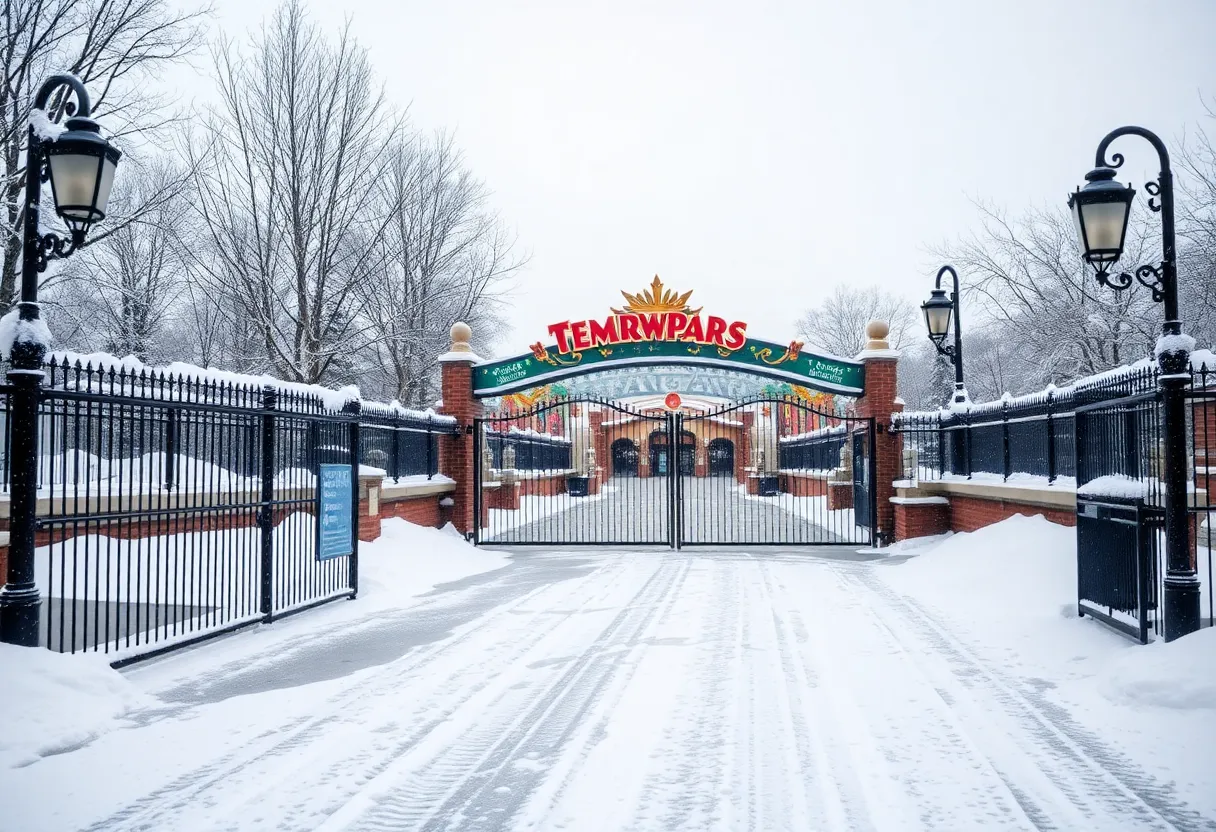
[[473, 396, 876, 547], [1074, 386, 1164, 642]]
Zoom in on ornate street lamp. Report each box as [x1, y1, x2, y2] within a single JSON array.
[[0, 74, 121, 646], [921, 265, 967, 405], [1068, 126, 1199, 642]]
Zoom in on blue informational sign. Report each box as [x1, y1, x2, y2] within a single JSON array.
[[318, 463, 353, 561]]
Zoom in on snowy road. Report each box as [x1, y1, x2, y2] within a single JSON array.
[[9, 547, 1215, 831]]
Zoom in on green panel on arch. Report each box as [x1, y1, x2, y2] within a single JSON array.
[[473, 337, 865, 398]]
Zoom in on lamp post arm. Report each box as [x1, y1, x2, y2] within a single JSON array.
[[1094, 126, 1178, 324], [20, 75, 92, 313], [935, 265, 964, 389], [33, 74, 92, 116]]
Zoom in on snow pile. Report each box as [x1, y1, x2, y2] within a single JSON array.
[[0, 307, 53, 360], [0, 644, 155, 769], [1155, 332, 1196, 357], [1078, 474, 1148, 500], [1101, 628, 1216, 710], [885, 514, 1076, 623], [358, 518, 510, 602], [44, 350, 458, 423], [778, 423, 847, 443]]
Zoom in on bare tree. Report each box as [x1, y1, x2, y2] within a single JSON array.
[[41, 160, 192, 360], [933, 200, 1161, 393], [1177, 98, 1216, 348], [186, 0, 400, 383], [796, 285, 916, 358], [0, 0, 209, 313], [355, 131, 522, 406]]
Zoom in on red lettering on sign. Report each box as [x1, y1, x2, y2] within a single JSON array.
[[589, 317, 619, 347], [664, 312, 689, 340], [683, 315, 705, 342], [639, 314, 666, 341], [705, 316, 727, 346], [548, 321, 573, 353], [618, 314, 640, 343], [724, 321, 748, 351], [570, 320, 591, 350]]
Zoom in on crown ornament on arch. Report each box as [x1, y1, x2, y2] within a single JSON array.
[[611, 275, 702, 316]]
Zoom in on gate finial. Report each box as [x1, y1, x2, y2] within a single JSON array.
[[864, 320, 890, 351], [449, 321, 473, 353]]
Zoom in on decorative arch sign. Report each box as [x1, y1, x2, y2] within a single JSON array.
[[473, 276, 865, 398]]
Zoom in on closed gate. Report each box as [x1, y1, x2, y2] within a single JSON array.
[[473, 396, 876, 547], [1074, 386, 1164, 642]]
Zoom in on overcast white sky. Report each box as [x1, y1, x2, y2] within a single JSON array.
[[183, 0, 1215, 357]]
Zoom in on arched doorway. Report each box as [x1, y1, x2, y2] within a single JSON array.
[[708, 438, 734, 476], [650, 429, 696, 475], [611, 438, 639, 477]]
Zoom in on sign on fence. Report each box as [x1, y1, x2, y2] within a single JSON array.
[[318, 463, 354, 561]]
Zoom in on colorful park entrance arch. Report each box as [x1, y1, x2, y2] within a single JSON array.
[[461, 276, 885, 549], [472, 276, 865, 398]]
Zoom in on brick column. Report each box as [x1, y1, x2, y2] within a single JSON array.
[[589, 408, 608, 486], [439, 322, 484, 537], [853, 320, 901, 546]]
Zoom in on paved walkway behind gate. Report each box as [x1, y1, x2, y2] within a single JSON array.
[[483, 476, 857, 545]]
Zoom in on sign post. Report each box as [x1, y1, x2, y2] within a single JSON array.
[[318, 463, 354, 561]]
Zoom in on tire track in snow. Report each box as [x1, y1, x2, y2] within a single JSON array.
[[327, 557, 691, 831], [756, 560, 865, 831], [805, 565, 1054, 830], [85, 556, 639, 832], [847, 566, 1216, 831], [645, 561, 743, 831]]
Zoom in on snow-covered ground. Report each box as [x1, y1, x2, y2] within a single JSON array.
[[3, 515, 1214, 830]]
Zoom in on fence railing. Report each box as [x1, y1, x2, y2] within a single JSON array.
[[1, 354, 458, 660], [778, 425, 848, 471], [483, 428, 572, 471], [893, 363, 1165, 484]]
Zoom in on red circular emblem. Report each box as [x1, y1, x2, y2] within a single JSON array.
[[664, 392, 682, 410]]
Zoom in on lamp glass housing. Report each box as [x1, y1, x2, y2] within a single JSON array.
[[1068, 167, 1134, 269]]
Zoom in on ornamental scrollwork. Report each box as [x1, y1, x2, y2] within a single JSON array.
[[750, 340, 804, 366], [35, 231, 80, 273]]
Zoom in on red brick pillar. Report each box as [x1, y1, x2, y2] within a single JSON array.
[[439, 322, 484, 537], [589, 408, 608, 486], [853, 320, 901, 546]]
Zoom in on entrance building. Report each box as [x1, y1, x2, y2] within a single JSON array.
[[440, 276, 903, 549]]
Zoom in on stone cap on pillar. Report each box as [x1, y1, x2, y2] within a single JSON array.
[[438, 322, 485, 364], [855, 319, 900, 360]]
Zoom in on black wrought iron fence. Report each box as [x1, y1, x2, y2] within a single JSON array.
[[359, 404, 446, 480], [483, 429, 573, 471], [1, 355, 457, 660], [777, 426, 848, 471]]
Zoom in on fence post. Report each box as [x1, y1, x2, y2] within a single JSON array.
[[0, 333, 45, 646], [390, 411, 401, 484], [936, 414, 945, 479], [345, 399, 361, 598], [1002, 400, 1011, 482], [259, 386, 277, 622], [965, 410, 974, 479], [1046, 390, 1057, 484], [426, 414, 434, 480], [163, 409, 179, 490]]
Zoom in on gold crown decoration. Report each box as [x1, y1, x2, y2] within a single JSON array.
[[611, 275, 702, 316]]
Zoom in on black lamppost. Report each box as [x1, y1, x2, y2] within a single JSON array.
[[921, 264, 968, 405], [0, 74, 121, 646], [1068, 126, 1200, 642]]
